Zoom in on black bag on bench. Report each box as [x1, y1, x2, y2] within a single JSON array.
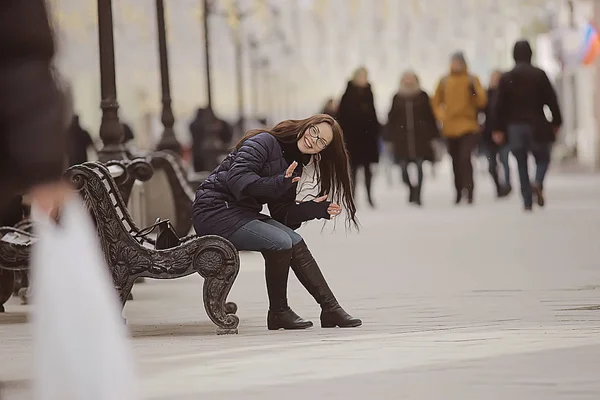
[[135, 218, 180, 250]]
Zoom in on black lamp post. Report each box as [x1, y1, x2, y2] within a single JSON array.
[[97, 0, 127, 162], [234, 28, 246, 134], [155, 0, 182, 155], [248, 36, 259, 119], [203, 0, 213, 109]]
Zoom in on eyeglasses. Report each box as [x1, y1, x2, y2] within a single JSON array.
[[308, 125, 329, 150]]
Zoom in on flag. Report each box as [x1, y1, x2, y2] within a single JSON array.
[[581, 22, 600, 65]]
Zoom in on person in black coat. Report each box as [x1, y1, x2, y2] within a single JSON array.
[[493, 40, 563, 211], [67, 115, 95, 166], [385, 71, 439, 206], [481, 70, 512, 198], [193, 114, 361, 331], [189, 107, 234, 172], [337, 67, 380, 207], [0, 0, 71, 218]]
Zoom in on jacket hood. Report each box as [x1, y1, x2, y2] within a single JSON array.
[[347, 80, 371, 91], [397, 70, 421, 96], [450, 51, 468, 74], [513, 40, 533, 63]]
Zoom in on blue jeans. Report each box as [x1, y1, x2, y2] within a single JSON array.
[[507, 124, 551, 207], [399, 159, 424, 188], [228, 218, 303, 252]]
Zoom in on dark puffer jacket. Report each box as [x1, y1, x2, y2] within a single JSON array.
[[192, 132, 330, 239]]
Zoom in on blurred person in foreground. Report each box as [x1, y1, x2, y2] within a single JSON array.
[[0, 0, 71, 219], [493, 40, 562, 211], [192, 114, 361, 330], [385, 70, 439, 206], [432, 52, 487, 204], [481, 69, 512, 198], [337, 67, 380, 208]]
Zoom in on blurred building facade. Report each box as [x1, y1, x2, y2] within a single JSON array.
[[542, 0, 600, 169], [52, 0, 582, 158]]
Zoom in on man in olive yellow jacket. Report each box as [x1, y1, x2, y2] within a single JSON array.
[[432, 52, 487, 204]]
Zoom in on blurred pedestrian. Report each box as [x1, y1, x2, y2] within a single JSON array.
[[321, 98, 338, 118], [433, 52, 487, 204], [385, 71, 439, 206], [0, 0, 71, 218], [189, 107, 234, 172], [121, 122, 135, 144], [481, 70, 512, 198], [67, 114, 95, 167], [192, 114, 361, 330], [337, 67, 380, 207], [493, 40, 562, 211]]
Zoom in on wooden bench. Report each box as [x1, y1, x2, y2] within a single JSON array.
[[65, 162, 240, 334]]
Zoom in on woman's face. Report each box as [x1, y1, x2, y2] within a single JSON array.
[[402, 73, 417, 87], [450, 59, 465, 73], [354, 70, 368, 87], [297, 122, 333, 155]]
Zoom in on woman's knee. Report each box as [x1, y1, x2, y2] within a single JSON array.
[[267, 221, 303, 248], [288, 230, 303, 247], [267, 234, 294, 251], [229, 221, 294, 252]]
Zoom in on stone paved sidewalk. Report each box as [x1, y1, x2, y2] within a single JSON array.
[[1, 169, 599, 399]]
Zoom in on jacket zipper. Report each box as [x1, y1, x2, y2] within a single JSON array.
[[406, 99, 417, 160]]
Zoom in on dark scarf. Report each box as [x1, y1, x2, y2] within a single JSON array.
[[277, 138, 311, 166]]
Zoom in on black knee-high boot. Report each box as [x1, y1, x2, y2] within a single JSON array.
[[263, 249, 313, 330], [289, 241, 362, 328]]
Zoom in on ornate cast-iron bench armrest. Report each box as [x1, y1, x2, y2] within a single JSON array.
[[65, 162, 240, 334]]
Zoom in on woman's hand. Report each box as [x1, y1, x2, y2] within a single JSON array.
[[285, 161, 301, 183], [314, 195, 341, 219], [29, 181, 73, 220]]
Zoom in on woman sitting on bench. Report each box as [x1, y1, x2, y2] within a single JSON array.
[[192, 114, 361, 330]]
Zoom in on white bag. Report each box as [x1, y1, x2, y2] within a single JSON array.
[[30, 197, 138, 400]]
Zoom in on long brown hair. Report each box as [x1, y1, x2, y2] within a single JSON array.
[[236, 114, 359, 230]]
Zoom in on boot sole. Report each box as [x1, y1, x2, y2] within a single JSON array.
[[321, 320, 363, 328], [267, 322, 314, 331]]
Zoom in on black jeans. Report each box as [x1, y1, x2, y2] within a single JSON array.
[[447, 133, 478, 193], [350, 161, 373, 201], [228, 218, 303, 252], [399, 159, 424, 189]]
